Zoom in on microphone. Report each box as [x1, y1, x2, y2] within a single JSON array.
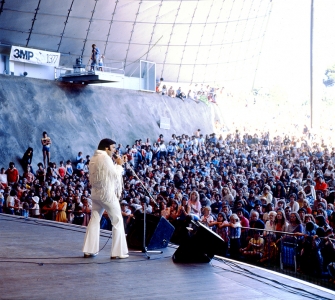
[[113, 153, 128, 165]]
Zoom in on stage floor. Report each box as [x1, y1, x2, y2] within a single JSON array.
[[0, 214, 334, 300]]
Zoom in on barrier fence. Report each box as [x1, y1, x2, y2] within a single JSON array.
[[220, 226, 335, 291]]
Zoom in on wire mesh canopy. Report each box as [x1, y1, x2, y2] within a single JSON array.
[[0, 0, 272, 86]]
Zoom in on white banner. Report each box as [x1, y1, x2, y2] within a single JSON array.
[[10, 46, 60, 67]]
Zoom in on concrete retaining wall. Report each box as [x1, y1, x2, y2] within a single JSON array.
[[0, 75, 222, 171]]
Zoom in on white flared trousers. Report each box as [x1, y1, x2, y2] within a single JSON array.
[[82, 199, 128, 257]]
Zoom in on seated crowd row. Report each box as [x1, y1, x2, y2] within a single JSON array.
[[156, 81, 220, 104]]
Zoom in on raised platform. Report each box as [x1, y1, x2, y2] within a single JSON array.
[[0, 214, 334, 300], [58, 70, 124, 84]]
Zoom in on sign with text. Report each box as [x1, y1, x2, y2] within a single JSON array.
[[10, 46, 60, 67], [160, 117, 170, 130]]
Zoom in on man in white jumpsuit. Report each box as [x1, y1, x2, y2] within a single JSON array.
[[82, 138, 129, 259]]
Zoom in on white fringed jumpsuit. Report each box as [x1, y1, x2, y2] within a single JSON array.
[[82, 150, 128, 257]]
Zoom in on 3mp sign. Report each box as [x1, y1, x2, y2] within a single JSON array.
[[10, 46, 60, 67]]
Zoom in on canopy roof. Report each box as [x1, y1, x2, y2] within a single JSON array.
[[0, 0, 272, 85]]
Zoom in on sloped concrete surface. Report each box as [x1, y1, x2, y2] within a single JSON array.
[[0, 75, 220, 171]]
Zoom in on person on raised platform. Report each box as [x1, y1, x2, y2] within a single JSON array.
[[90, 44, 100, 71], [82, 138, 128, 259], [98, 55, 104, 71]]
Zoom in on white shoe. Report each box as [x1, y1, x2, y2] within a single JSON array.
[[111, 254, 129, 259]]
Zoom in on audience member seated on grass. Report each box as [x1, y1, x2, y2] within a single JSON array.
[[5, 162, 19, 185], [176, 87, 186, 101], [65, 160, 74, 176], [167, 86, 175, 97], [76, 158, 85, 176], [161, 85, 167, 95], [76, 152, 84, 164], [2, 127, 335, 283], [176, 87, 182, 97]]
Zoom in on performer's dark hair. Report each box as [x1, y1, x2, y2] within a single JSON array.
[[98, 138, 116, 150]]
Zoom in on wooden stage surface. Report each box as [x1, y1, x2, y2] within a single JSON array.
[[0, 214, 334, 300]]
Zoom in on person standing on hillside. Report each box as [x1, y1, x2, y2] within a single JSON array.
[[21, 147, 33, 173], [82, 138, 129, 259], [41, 131, 51, 169]]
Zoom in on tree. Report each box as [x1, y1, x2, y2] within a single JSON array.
[[323, 63, 335, 87]]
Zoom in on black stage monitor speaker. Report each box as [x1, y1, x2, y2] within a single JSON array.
[[126, 214, 175, 250], [172, 221, 225, 263]]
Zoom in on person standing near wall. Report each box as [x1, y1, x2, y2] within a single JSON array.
[[41, 131, 51, 168], [21, 147, 33, 173]]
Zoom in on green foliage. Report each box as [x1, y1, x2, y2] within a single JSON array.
[[324, 63, 335, 87]]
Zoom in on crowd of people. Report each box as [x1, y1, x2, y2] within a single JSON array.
[[156, 80, 220, 104], [1, 128, 335, 283]]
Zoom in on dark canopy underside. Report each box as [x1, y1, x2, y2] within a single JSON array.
[[0, 0, 272, 85]]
